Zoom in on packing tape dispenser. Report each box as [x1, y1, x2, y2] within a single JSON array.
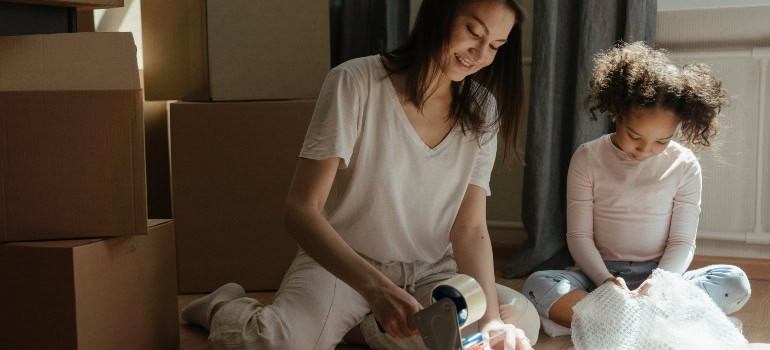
[[415, 274, 490, 350]]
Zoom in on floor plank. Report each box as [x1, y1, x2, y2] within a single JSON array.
[[690, 255, 770, 281], [738, 280, 770, 343]]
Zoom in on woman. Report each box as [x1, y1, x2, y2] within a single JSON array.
[[182, 1, 539, 348]]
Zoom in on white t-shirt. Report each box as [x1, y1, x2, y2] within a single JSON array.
[[299, 55, 498, 263]]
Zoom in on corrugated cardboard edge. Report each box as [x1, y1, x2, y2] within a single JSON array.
[[131, 92, 149, 235]]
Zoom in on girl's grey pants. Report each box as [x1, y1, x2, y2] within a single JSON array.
[[522, 261, 751, 318]]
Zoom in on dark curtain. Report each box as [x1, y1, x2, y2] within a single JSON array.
[[329, 0, 410, 67], [503, 0, 657, 278]]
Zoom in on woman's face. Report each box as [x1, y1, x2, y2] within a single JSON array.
[[443, 0, 516, 82], [611, 106, 679, 161]]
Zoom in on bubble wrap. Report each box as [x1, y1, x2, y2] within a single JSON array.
[[571, 269, 748, 350]]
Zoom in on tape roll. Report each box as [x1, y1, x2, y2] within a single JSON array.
[[430, 274, 487, 330]]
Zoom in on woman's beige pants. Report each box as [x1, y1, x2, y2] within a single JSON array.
[[209, 249, 540, 350]]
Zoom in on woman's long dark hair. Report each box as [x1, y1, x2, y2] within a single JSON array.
[[381, 0, 526, 162]]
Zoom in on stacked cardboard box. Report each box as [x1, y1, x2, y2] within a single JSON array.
[[0, 32, 179, 349], [0, 220, 178, 350], [0, 32, 147, 241], [170, 101, 314, 293], [142, 1, 330, 292], [142, 0, 330, 101]]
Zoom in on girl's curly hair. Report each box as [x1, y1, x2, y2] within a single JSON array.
[[588, 41, 726, 149]]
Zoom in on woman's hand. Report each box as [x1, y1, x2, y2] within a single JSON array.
[[481, 319, 532, 350], [366, 282, 423, 339]]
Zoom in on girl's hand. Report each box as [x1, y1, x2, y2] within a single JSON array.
[[366, 282, 423, 339], [481, 319, 532, 350], [604, 276, 630, 292], [632, 278, 655, 296]]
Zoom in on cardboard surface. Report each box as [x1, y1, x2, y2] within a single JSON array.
[[2, 0, 123, 10], [0, 32, 147, 241], [0, 220, 179, 350], [141, 0, 329, 101], [0, 32, 140, 92], [170, 101, 314, 292]]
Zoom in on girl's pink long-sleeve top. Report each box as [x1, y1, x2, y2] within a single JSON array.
[[566, 134, 702, 285]]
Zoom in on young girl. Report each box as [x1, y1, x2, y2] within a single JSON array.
[[523, 41, 752, 337], [181, 0, 540, 349]]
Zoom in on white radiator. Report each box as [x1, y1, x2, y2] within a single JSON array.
[[670, 49, 770, 245]]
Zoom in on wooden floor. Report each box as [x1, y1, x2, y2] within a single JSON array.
[[177, 254, 770, 349]]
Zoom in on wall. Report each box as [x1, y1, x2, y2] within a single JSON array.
[[486, 0, 533, 245], [658, 5, 770, 259]]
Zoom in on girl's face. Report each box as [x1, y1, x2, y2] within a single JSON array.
[[611, 106, 679, 161], [443, 1, 516, 82]]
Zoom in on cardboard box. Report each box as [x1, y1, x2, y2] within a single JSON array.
[[170, 101, 314, 292], [2, 0, 123, 10], [0, 219, 179, 350], [0, 32, 147, 242], [141, 0, 330, 101]]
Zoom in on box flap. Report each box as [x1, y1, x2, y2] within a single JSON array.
[[148, 219, 172, 228], [0, 32, 140, 91], [5, 238, 105, 249], [2, 218, 169, 247]]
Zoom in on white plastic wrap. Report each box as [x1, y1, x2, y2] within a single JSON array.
[[572, 269, 748, 350]]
